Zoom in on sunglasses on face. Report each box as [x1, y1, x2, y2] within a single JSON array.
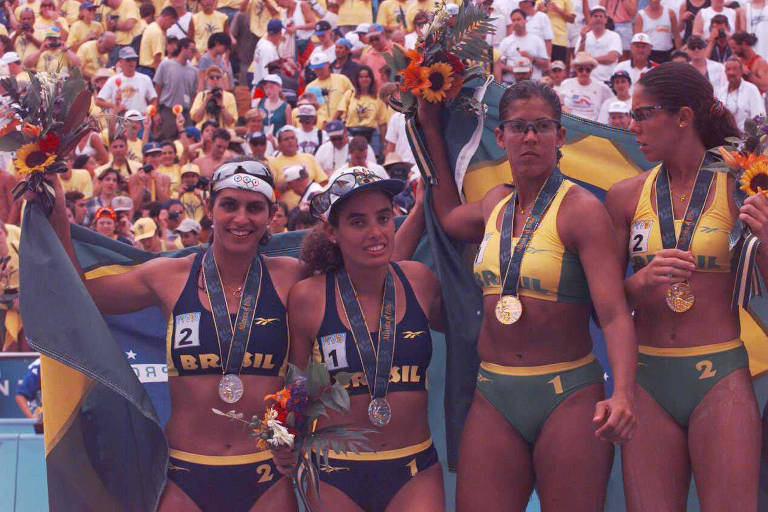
[[628, 105, 673, 122], [368, 36, 380, 42], [499, 118, 560, 136], [575, 66, 592, 73], [330, 136, 343, 142], [209, 75, 222, 80], [689, 42, 706, 50], [212, 161, 274, 187]]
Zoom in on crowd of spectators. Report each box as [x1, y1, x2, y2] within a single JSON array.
[[0, 0, 766, 351]]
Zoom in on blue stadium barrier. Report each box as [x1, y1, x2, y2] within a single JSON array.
[[0, 433, 48, 512]]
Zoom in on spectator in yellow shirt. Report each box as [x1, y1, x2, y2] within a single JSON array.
[[336, 65, 388, 155], [76, 31, 116, 80], [306, 52, 355, 124], [337, 0, 372, 32], [156, 141, 182, 189], [59, 157, 95, 197], [138, 6, 178, 77], [190, 65, 238, 129], [23, 25, 81, 73], [376, 0, 408, 31], [66, 1, 102, 52], [101, 0, 141, 45], [191, 0, 231, 53], [11, 9, 42, 63], [268, 126, 328, 209], [34, 0, 69, 42]]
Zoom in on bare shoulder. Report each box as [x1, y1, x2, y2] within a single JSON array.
[[394, 260, 437, 286], [140, 252, 197, 278], [263, 255, 304, 285], [480, 183, 514, 219], [287, 273, 327, 325], [605, 169, 652, 217]]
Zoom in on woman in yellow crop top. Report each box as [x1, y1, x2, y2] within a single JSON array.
[[606, 62, 761, 511], [418, 82, 638, 510]]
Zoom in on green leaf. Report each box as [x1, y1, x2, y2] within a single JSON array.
[[329, 383, 351, 411], [306, 359, 331, 397], [333, 371, 352, 387], [0, 131, 25, 152]]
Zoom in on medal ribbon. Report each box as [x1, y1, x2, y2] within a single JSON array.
[[202, 248, 262, 375], [499, 169, 564, 297], [336, 267, 397, 400], [655, 152, 716, 252]]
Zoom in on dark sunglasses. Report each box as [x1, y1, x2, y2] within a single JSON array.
[[688, 42, 706, 50], [209, 75, 222, 79], [575, 66, 592, 73]]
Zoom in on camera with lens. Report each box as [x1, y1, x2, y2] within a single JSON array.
[[197, 176, 210, 189], [48, 39, 61, 48], [206, 88, 223, 116], [718, 28, 726, 38], [168, 210, 180, 220], [142, 164, 153, 173], [20, 23, 31, 31]]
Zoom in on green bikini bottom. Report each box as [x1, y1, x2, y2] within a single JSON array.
[[476, 354, 604, 445], [636, 339, 749, 427]]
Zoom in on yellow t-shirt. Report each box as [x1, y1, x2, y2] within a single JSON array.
[[306, 73, 355, 123], [248, 0, 275, 38], [95, 158, 143, 178], [190, 90, 238, 130], [33, 16, 69, 43], [376, 0, 409, 29], [103, 0, 141, 45], [0, 24, 8, 37], [36, 49, 71, 73], [60, 168, 94, 197], [177, 190, 205, 221], [192, 10, 228, 53], [268, 153, 327, 209], [13, 35, 37, 63], [76, 40, 108, 78], [60, 0, 82, 25], [337, 92, 388, 128], [126, 138, 143, 162], [15, 2, 40, 18], [156, 163, 181, 189], [338, 0, 372, 25], [139, 21, 165, 68], [542, 0, 571, 47], [405, 0, 437, 31], [67, 20, 103, 48]]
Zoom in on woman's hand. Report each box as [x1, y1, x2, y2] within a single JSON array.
[[270, 445, 298, 476], [637, 248, 696, 289], [593, 393, 636, 444], [740, 193, 768, 243]]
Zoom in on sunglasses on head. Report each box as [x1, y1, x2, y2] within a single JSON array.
[[310, 171, 380, 216], [212, 161, 274, 187]]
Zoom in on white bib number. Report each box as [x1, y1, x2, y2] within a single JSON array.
[[320, 333, 348, 370], [629, 220, 653, 254], [474, 233, 493, 265], [174, 312, 201, 349]]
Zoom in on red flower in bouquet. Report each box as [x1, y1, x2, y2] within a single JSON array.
[[39, 132, 61, 154]]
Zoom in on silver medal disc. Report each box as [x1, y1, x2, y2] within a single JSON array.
[[218, 374, 244, 403], [368, 397, 392, 427]]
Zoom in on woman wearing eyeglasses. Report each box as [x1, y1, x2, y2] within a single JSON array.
[[606, 62, 761, 510], [287, 167, 446, 511], [35, 159, 300, 511], [417, 80, 637, 510]]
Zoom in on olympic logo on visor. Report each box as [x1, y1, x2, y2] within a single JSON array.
[[212, 161, 274, 188]]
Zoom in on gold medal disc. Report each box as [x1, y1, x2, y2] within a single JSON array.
[[495, 295, 523, 325], [666, 282, 695, 313]]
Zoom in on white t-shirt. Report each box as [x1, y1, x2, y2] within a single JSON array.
[[296, 127, 328, 154], [97, 72, 157, 113], [167, 12, 193, 40], [385, 112, 416, 166], [526, 11, 554, 44], [499, 32, 548, 81], [577, 30, 623, 82], [705, 59, 728, 94], [613, 60, 654, 90], [597, 94, 630, 123], [559, 77, 615, 121], [745, 1, 768, 59], [251, 37, 279, 86], [315, 141, 376, 175], [716, 79, 766, 130], [488, 0, 512, 47]]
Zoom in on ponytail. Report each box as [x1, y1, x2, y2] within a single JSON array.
[[300, 224, 344, 277]]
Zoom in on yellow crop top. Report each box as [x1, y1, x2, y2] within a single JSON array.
[[473, 180, 590, 303], [629, 166, 733, 274]]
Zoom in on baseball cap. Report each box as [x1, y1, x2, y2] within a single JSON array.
[[310, 167, 405, 221], [355, 23, 371, 34], [118, 46, 139, 60], [79, 1, 96, 9], [368, 23, 385, 34], [611, 69, 632, 83], [249, 132, 267, 144], [297, 104, 317, 117], [94, 206, 117, 222], [175, 218, 201, 234], [590, 5, 606, 13], [133, 218, 157, 241], [124, 109, 144, 121], [608, 101, 631, 114], [142, 142, 162, 155], [93, 67, 114, 80], [314, 20, 331, 34], [308, 52, 331, 69], [283, 164, 307, 182], [184, 126, 201, 141], [111, 196, 134, 212], [512, 57, 532, 73], [180, 163, 201, 175], [261, 73, 283, 86], [631, 32, 653, 47], [1, 52, 19, 65], [325, 120, 345, 137], [267, 19, 283, 34], [336, 38, 354, 49], [550, 60, 566, 71], [45, 26, 61, 39]]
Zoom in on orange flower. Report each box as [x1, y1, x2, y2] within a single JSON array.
[[400, 61, 431, 93], [404, 48, 424, 66], [0, 118, 19, 138], [22, 123, 40, 137], [265, 387, 291, 408], [719, 147, 768, 171]]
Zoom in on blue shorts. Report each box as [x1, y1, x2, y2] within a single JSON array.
[[167, 448, 280, 511]]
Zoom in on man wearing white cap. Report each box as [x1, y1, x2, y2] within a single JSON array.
[[282, 164, 324, 211], [605, 101, 631, 129], [511, 56, 534, 82], [174, 217, 202, 247], [0, 52, 26, 85], [315, 120, 377, 175], [295, 104, 328, 155], [549, 60, 567, 90], [499, 9, 549, 83], [614, 33, 656, 84], [96, 46, 157, 114], [268, 125, 328, 208], [576, 5, 622, 82], [306, 51, 355, 121], [559, 51, 613, 121]]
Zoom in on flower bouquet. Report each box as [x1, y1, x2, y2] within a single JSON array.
[[213, 360, 374, 511], [383, 0, 493, 112], [0, 69, 92, 214]]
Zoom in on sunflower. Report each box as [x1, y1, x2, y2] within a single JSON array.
[[740, 160, 768, 197], [400, 59, 431, 93], [421, 62, 455, 103], [14, 142, 56, 179]]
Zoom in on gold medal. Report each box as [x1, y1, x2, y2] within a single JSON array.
[[495, 295, 523, 325], [666, 281, 695, 313]]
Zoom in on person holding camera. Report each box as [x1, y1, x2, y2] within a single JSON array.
[[127, 142, 172, 207], [190, 65, 238, 130], [100, 0, 141, 46], [66, 1, 101, 52], [175, 163, 208, 222], [693, 0, 736, 38], [23, 25, 81, 73], [703, 14, 734, 63], [10, 8, 41, 62]]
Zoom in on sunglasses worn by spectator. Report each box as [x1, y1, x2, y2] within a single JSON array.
[[575, 66, 592, 73], [629, 105, 677, 122], [212, 161, 274, 187], [330, 136, 344, 142], [500, 118, 560, 136], [210, 75, 222, 80]]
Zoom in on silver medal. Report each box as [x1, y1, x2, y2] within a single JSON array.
[[218, 374, 244, 403], [368, 397, 392, 426]]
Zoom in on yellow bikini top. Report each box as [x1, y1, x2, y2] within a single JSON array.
[[630, 166, 733, 273], [473, 180, 590, 303]]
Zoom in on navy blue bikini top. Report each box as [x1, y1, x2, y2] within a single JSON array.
[[167, 251, 288, 378], [313, 262, 433, 396]]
